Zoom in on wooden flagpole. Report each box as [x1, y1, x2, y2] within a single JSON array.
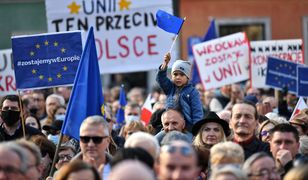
[[17, 91, 26, 138]]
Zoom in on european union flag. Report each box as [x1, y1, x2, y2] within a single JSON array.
[[61, 27, 104, 140], [297, 66, 308, 97], [115, 85, 127, 129], [191, 19, 217, 85], [12, 31, 82, 90], [266, 56, 298, 93], [156, 10, 184, 34]]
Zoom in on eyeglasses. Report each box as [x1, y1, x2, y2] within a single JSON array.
[[58, 154, 73, 161], [0, 165, 23, 174], [161, 145, 194, 156], [79, 136, 109, 144], [248, 168, 279, 177], [1, 106, 20, 111]]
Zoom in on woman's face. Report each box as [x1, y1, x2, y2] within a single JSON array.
[[201, 122, 224, 145], [25, 116, 39, 129], [260, 123, 275, 142]]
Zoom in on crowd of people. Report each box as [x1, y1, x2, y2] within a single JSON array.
[[0, 54, 308, 180]]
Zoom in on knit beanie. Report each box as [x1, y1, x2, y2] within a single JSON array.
[[171, 60, 191, 79]]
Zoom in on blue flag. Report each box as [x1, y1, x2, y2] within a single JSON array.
[[297, 66, 308, 97], [266, 57, 298, 93], [62, 27, 104, 140], [115, 85, 127, 129], [156, 10, 184, 34], [12, 31, 82, 90], [190, 19, 217, 85]]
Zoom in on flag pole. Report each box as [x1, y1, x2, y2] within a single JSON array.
[[169, 17, 186, 53], [17, 90, 26, 138], [49, 132, 64, 177]]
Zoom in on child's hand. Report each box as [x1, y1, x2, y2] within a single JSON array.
[[161, 52, 171, 70]]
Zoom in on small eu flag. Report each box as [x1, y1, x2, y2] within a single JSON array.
[[12, 31, 82, 90], [61, 27, 104, 140], [190, 19, 217, 85], [297, 66, 308, 97], [156, 10, 184, 34], [115, 85, 127, 129], [266, 56, 298, 93]]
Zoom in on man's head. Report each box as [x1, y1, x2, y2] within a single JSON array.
[[124, 132, 160, 160], [161, 109, 185, 133], [157, 140, 199, 180], [32, 90, 46, 117], [230, 101, 258, 141], [45, 94, 65, 117], [108, 160, 155, 180], [124, 103, 141, 123], [16, 140, 42, 180], [0, 95, 21, 127], [0, 142, 28, 180], [127, 87, 145, 106], [246, 87, 261, 101], [79, 115, 110, 161], [270, 124, 300, 159]]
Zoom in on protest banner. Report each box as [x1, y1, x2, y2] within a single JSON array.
[[297, 66, 308, 97], [265, 56, 299, 94], [0, 49, 16, 96], [250, 39, 303, 88], [12, 31, 82, 90], [192, 32, 250, 90], [45, 0, 175, 74]]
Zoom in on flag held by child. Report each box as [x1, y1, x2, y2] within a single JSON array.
[[156, 10, 184, 34], [61, 27, 104, 140]]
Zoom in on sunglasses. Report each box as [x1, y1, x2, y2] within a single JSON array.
[[161, 145, 194, 156], [79, 136, 109, 144]]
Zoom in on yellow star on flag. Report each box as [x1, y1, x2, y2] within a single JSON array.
[[54, 42, 58, 47], [44, 40, 49, 46], [30, 51, 35, 56], [48, 77, 53, 82], [61, 48, 66, 53], [63, 66, 68, 71], [32, 69, 37, 74], [35, 44, 40, 49], [57, 73, 62, 78], [118, 0, 131, 11], [39, 75, 44, 80], [68, 1, 81, 14]]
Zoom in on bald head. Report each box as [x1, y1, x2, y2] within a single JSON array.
[[108, 160, 155, 180]]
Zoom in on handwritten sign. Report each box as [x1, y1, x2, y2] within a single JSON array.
[[193, 32, 250, 90], [0, 49, 16, 96]]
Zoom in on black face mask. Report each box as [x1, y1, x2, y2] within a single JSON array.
[[1, 110, 20, 127], [29, 107, 38, 115]]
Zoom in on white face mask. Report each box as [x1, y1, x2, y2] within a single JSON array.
[[125, 115, 140, 124], [55, 114, 66, 121], [48, 134, 59, 145]]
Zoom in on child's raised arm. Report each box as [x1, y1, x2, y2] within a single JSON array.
[[160, 52, 171, 70]]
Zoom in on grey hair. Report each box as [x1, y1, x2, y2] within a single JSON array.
[[47, 93, 65, 106], [124, 132, 160, 159], [210, 165, 248, 180], [242, 152, 271, 175], [80, 115, 109, 136], [161, 131, 190, 146], [0, 142, 29, 173], [16, 139, 42, 166]]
